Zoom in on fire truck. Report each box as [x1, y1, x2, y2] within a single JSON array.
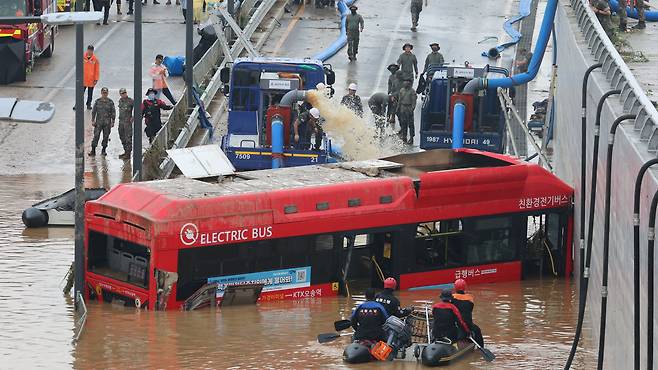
[[0, 0, 57, 84]]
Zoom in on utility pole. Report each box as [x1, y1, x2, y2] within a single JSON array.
[[133, 0, 143, 180], [73, 0, 85, 308], [186, 0, 194, 111]]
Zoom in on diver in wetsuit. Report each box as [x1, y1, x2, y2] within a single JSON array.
[[452, 278, 484, 346], [375, 277, 412, 317]]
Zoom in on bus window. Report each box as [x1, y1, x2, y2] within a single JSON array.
[[463, 215, 518, 265], [87, 231, 150, 288], [344, 234, 370, 248], [414, 219, 465, 271]]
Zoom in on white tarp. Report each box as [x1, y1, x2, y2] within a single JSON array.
[[167, 145, 236, 179]]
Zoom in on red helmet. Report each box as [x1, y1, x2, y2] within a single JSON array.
[[454, 279, 467, 292], [384, 277, 397, 289]]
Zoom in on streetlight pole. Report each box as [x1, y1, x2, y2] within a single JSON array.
[[186, 0, 194, 111], [133, 0, 143, 180], [73, 0, 85, 308]]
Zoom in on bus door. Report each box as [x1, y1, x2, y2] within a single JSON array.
[[338, 230, 398, 295], [523, 211, 571, 278]]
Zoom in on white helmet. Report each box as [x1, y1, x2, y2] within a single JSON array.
[[309, 107, 320, 118], [348, 83, 358, 91]]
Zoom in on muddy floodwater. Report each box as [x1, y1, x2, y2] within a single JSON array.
[[0, 174, 596, 369]]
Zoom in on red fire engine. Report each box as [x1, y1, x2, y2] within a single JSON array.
[[0, 0, 57, 84]]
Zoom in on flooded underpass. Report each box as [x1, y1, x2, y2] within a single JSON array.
[[0, 174, 596, 368]]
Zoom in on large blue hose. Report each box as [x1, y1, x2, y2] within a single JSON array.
[[481, 0, 533, 57], [313, 0, 356, 61], [272, 118, 284, 169], [608, 0, 658, 21], [452, 102, 466, 149], [465, 0, 558, 92]]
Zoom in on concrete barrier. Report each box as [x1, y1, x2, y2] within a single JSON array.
[[555, 1, 658, 367]]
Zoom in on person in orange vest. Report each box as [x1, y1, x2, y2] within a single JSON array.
[[149, 54, 177, 105], [452, 279, 484, 346], [76, 45, 100, 110]]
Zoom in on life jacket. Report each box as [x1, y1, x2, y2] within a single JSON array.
[[452, 292, 475, 327], [431, 301, 470, 341]]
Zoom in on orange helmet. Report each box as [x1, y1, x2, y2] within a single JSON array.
[[384, 277, 397, 289], [454, 279, 467, 291]]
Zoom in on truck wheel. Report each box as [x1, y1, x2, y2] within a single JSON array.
[[43, 32, 54, 58]]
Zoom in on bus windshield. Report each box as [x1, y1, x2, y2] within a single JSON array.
[[0, 0, 26, 17], [87, 230, 150, 288]]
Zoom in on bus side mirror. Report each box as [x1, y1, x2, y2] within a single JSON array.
[[325, 68, 335, 85], [222, 84, 230, 95], [220, 67, 230, 83]]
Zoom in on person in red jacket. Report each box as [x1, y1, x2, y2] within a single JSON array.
[[431, 289, 470, 342], [141, 88, 173, 143]]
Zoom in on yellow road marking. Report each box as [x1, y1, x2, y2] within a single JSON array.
[[271, 2, 306, 56]]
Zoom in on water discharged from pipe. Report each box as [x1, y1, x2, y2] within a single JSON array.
[[306, 89, 404, 161]]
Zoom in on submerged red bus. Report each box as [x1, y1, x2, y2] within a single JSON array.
[[84, 149, 573, 310]]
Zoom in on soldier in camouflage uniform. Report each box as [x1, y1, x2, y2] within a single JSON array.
[[117, 88, 134, 159], [397, 79, 417, 145], [89, 87, 116, 156], [397, 43, 418, 82], [423, 43, 445, 75], [345, 5, 364, 61], [410, 0, 426, 31], [387, 64, 403, 128]]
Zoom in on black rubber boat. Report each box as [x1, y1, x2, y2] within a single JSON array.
[[418, 339, 475, 366], [22, 188, 106, 228]]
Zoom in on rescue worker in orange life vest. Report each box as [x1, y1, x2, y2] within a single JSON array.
[[432, 289, 470, 342], [375, 277, 413, 317], [351, 288, 388, 342], [452, 279, 484, 346]]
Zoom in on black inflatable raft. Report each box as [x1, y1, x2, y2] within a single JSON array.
[[22, 188, 106, 228], [419, 339, 475, 366]]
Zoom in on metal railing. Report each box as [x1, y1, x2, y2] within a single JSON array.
[[498, 88, 554, 170], [72, 292, 88, 344], [143, 0, 278, 180], [571, 0, 658, 153]]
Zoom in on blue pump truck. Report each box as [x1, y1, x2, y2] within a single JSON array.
[[219, 57, 337, 171], [419, 64, 509, 153]]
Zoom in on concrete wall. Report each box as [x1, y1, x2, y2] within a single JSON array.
[[555, 3, 658, 368]]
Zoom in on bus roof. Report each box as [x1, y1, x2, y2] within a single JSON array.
[[233, 57, 324, 67], [87, 149, 573, 227]]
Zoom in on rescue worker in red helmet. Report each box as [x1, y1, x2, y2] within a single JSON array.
[[432, 289, 470, 342], [375, 277, 412, 317], [452, 279, 484, 346], [351, 288, 388, 343]]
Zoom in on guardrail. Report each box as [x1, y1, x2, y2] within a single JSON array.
[[571, 0, 658, 153], [72, 292, 88, 343], [142, 0, 278, 180], [498, 88, 554, 170]]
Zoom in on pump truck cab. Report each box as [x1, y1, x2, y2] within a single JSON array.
[[0, 0, 57, 84], [219, 57, 337, 171], [420, 64, 509, 153]]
